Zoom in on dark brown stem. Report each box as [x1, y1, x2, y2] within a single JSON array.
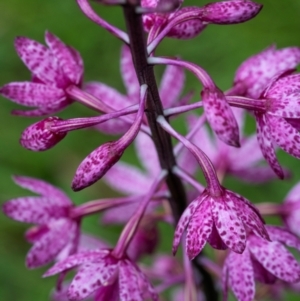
[[122, 5, 186, 223], [122, 4, 218, 301]]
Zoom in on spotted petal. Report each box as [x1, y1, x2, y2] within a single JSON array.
[[234, 46, 300, 98], [223, 249, 255, 301], [255, 113, 283, 178], [212, 194, 246, 253], [15, 36, 64, 85], [186, 198, 213, 259], [45, 31, 83, 85], [26, 219, 75, 268], [267, 114, 300, 159], [68, 260, 118, 300], [173, 194, 203, 255], [12, 175, 71, 205], [0, 82, 65, 107], [44, 250, 109, 276], [249, 235, 300, 283]]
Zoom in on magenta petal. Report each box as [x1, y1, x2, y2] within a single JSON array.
[[234, 46, 300, 98], [266, 226, 300, 251], [173, 195, 202, 255], [12, 175, 71, 205], [15, 36, 64, 85], [159, 64, 184, 108], [104, 162, 151, 195], [186, 198, 213, 259], [72, 141, 124, 191], [0, 82, 65, 106], [202, 88, 240, 147], [119, 260, 157, 301], [45, 31, 83, 85], [3, 197, 68, 224], [267, 115, 300, 159], [223, 250, 255, 301], [255, 113, 284, 178], [229, 191, 269, 240], [207, 224, 227, 250], [44, 250, 109, 277], [251, 256, 276, 284], [134, 133, 160, 178], [68, 261, 118, 300], [266, 74, 300, 118], [26, 219, 74, 268], [120, 45, 140, 100], [201, 0, 262, 25], [249, 235, 300, 283], [212, 195, 246, 253]]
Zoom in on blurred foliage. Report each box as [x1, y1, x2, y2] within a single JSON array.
[[1, 0, 300, 300]]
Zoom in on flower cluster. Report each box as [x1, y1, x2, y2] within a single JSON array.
[[2, 1, 300, 301]]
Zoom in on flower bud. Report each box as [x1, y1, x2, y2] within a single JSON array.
[[20, 117, 66, 151], [72, 141, 124, 191], [201, 0, 262, 24]]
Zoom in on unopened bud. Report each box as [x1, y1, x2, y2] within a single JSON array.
[[20, 117, 66, 151], [201, 0, 262, 25], [72, 141, 124, 191]]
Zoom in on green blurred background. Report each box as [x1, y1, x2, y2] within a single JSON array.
[[1, 0, 300, 300]]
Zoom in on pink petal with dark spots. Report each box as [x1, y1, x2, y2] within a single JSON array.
[[44, 250, 109, 276], [212, 194, 246, 253], [134, 132, 160, 178], [104, 162, 151, 195], [173, 194, 203, 255], [201, 0, 262, 25], [84, 82, 131, 135], [45, 31, 83, 85], [3, 197, 68, 224], [202, 88, 240, 147], [68, 261, 118, 300], [186, 198, 213, 259], [229, 191, 269, 240], [20, 117, 67, 151], [72, 141, 125, 191], [13, 175, 71, 205], [25, 225, 49, 243], [168, 7, 206, 39], [249, 235, 300, 283], [223, 249, 255, 301], [0, 82, 65, 106], [234, 46, 300, 98], [26, 219, 75, 268], [119, 260, 158, 301], [159, 65, 184, 108], [267, 114, 300, 159], [251, 255, 276, 284], [207, 224, 227, 250], [266, 226, 300, 251], [120, 45, 140, 100], [266, 73, 300, 118], [15, 36, 64, 85], [255, 113, 284, 178]]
